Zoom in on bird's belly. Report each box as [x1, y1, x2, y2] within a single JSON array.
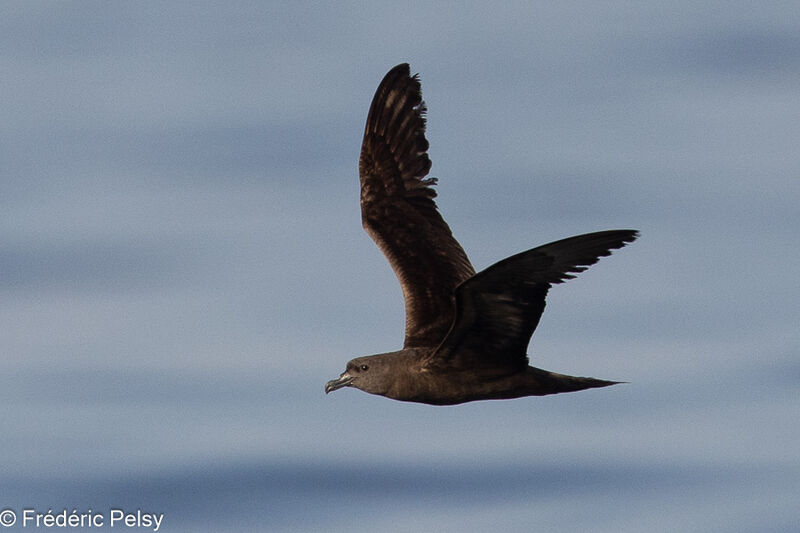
[[386, 370, 528, 405]]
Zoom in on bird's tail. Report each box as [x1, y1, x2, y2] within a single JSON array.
[[524, 366, 622, 395]]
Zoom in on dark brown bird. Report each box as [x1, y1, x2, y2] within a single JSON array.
[[325, 63, 637, 405]]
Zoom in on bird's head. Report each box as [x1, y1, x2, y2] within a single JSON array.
[[325, 354, 395, 396]]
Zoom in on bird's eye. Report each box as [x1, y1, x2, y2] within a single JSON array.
[[360, 364, 369, 371]]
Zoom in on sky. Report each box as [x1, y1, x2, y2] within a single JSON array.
[[2, 2, 799, 532]]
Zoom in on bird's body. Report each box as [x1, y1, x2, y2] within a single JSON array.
[[325, 64, 637, 405], [334, 349, 619, 405]]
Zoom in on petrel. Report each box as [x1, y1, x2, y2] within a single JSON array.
[[325, 63, 637, 405]]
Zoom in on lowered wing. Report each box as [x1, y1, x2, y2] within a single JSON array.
[[426, 230, 638, 373]]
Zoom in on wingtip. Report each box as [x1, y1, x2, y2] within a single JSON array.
[[622, 229, 640, 243], [383, 62, 412, 82], [603, 229, 640, 248]]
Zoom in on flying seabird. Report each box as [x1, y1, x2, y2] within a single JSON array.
[[325, 63, 638, 405]]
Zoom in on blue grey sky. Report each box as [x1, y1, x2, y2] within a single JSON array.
[[2, 2, 799, 532]]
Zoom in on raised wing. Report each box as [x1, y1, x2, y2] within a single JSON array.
[[426, 230, 639, 374], [359, 64, 475, 348]]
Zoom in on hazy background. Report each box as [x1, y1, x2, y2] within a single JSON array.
[[2, 2, 798, 531]]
